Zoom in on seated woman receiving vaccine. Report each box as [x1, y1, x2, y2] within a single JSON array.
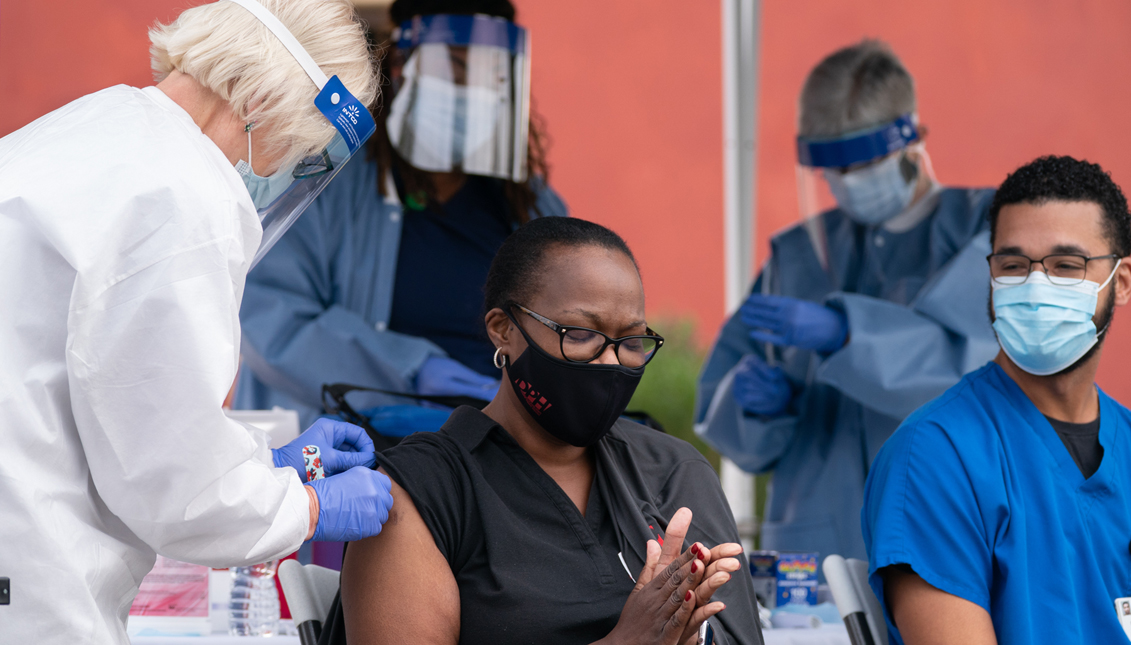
[[320, 218, 763, 645]]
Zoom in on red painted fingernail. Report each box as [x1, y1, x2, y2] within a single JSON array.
[[685, 591, 693, 602], [691, 544, 699, 554], [691, 561, 699, 573], [697, 549, 708, 562]]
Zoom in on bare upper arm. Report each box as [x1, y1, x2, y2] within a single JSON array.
[[883, 566, 997, 645], [340, 468, 460, 645]]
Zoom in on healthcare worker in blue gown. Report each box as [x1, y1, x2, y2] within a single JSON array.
[[234, 0, 566, 429], [695, 40, 1001, 566]]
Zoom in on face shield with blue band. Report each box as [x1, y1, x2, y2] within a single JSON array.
[[795, 113, 933, 226], [225, 0, 377, 269], [386, 13, 531, 182]]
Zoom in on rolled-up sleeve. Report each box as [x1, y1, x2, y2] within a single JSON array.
[[863, 416, 996, 636]]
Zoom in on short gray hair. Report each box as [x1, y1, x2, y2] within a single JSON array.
[[150, 0, 378, 164], [798, 40, 915, 138]]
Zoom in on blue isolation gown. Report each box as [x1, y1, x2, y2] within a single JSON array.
[[233, 154, 567, 427], [695, 186, 1001, 565], [864, 362, 1131, 644]]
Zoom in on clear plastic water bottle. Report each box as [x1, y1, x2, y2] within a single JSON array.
[[229, 560, 280, 636]]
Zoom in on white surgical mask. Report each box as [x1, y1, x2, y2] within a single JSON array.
[[992, 262, 1120, 375], [824, 151, 918, 225]]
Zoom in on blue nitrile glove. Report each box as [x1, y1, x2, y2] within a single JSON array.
[[307, 466, 393, 542], [272, 418, 376, 483], [416, 356, 499, 401], [732, 354, 793, 417], [362, 405, 453, 438], [740, 294, 848, 354]]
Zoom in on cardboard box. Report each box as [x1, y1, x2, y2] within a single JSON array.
[[748, 550, 779, 609], [777, 552, 819, 606]]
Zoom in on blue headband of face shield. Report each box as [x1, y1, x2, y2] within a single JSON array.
[[225, 0, 377, 268], [394, 13, 527, 53], [797, 114, 919, 169]]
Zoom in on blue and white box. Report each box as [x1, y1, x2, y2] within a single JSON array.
[[776, 552, 819, 606]]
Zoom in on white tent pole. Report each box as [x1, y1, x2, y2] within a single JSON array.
[[720, 0, 761, 550]]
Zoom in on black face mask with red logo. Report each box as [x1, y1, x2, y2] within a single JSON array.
[[504, 312, 645, 447]]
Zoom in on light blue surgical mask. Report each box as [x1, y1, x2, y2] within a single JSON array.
[[992, 262, 1120, 376], [235, 122, 296, 210], [824, 150, 918, 225]]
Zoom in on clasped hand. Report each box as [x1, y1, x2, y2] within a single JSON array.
[[601, 508, 743, 645]]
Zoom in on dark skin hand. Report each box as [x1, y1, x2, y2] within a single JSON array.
[[638, 507, 742, 644], [599, 544, 708, 645], [342, 244, 741, 644]]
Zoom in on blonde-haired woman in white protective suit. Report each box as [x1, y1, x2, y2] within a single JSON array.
[[0, 1, 390, 642]]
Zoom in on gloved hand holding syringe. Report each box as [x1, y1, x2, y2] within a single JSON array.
[[272, 418, 393, 542]]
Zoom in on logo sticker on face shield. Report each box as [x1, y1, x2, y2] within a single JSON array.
[[314, 75, 376, 154]]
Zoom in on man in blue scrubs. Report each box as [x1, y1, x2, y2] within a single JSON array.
[[864, 155, 1131, 644]]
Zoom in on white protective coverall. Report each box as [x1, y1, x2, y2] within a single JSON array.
[[0, 85, 310, 644]]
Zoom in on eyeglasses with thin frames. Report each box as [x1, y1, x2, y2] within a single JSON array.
[[508, 302, 664, 368], [986, 253, 1119, 286]]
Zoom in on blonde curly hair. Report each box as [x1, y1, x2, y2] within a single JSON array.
[[150, 0, 378, 164]]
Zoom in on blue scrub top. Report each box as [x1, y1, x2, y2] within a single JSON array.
[[388, 175, 514, 377], [863, 362, 1131, 644]]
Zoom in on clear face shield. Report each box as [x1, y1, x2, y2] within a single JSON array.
[[226, 0, 377, 269], [253, 114, 372, 268], [795, 114, 933, 232], [387, 13, 531, 182]]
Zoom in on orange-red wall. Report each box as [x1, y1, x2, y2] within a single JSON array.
[[0, 0, 187, 128], [513, 0, 725, 342], [4, 1, 1131, 399]]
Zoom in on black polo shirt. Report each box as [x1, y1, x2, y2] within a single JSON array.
[[319, 406, 763, 645]]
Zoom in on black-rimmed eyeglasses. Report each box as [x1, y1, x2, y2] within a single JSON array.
[[987, 253, 1119, 286], [509, 303, 664, 368]]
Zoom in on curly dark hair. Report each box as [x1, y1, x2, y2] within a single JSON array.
[[989, 155, 1131, 256], [483, 218, 638, 313], [364, 0, 550, 224]]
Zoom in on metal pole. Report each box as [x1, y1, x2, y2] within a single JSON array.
[[720, 0, 761, 550]]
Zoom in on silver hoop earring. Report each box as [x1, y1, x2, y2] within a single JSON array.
[[493, 347, 507, 370]]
